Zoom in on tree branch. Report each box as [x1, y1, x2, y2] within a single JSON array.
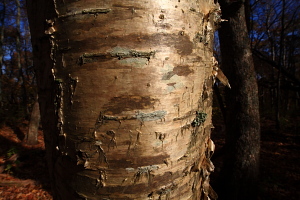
[[252, 49, 300, 86]]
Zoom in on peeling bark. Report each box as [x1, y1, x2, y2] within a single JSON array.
[[27, 0, 219, 199]]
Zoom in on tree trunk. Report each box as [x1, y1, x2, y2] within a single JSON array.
[[27, 0, 219, 199], [217, 0, 260, 200], [276, 0, 287, 131], [0, 0, 5, 108], [15, 0, 28, 116], [26, 98, 40, 145]]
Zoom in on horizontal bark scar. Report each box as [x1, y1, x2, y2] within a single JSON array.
[[79, 47, 155, 65], [104, 96, 159, 115], [136, 110, 167, 122], [162, 65, 194, 80], [82, 8, 111, 14]]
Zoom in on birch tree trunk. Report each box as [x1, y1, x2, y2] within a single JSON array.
[[27, 0, 219, 199]]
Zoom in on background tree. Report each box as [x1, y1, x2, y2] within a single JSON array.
[[26, 96, 40, 145], [27, 0, 219, 199], [250, 0, 300, 130], [216, 0, 261, 199], [0, 0, 5, 107], [0, 0, 36, 128]]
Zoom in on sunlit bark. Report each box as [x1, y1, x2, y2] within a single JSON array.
[[27, 0, 219, 199]]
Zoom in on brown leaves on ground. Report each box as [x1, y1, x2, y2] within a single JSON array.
[[211, 115, 300, 200], [0, 116, 299, 199], [0, 174, 50, 200], [0, 123, 52, 200], [259, 118, 300, 200]]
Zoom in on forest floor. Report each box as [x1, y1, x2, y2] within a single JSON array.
[[0, 123, 52, 200], [211, 114, 300, 200], [0, 116, 299, 200]]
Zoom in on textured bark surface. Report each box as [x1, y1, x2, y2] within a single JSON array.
[[26, 99, 40, 145], [27, 0, 219, 199], [217, 0, 261, 200]]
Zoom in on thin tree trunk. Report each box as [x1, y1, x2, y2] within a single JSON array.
[[217, 0, 260, 199], [266, 8, 277, 112], [27, 0, 219, 199], [15, 0, 28, 116], [276, 0, 286, 131], [26, 97, 40, 145], [0, 0, 5, 108]]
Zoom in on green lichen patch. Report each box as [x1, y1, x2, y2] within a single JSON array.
[[136, 110, 167, 122], [191, 111, 207, 127], [82, 8, 111, 14]]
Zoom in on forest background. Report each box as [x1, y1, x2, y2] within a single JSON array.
[[0, 0, 299, 199]]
